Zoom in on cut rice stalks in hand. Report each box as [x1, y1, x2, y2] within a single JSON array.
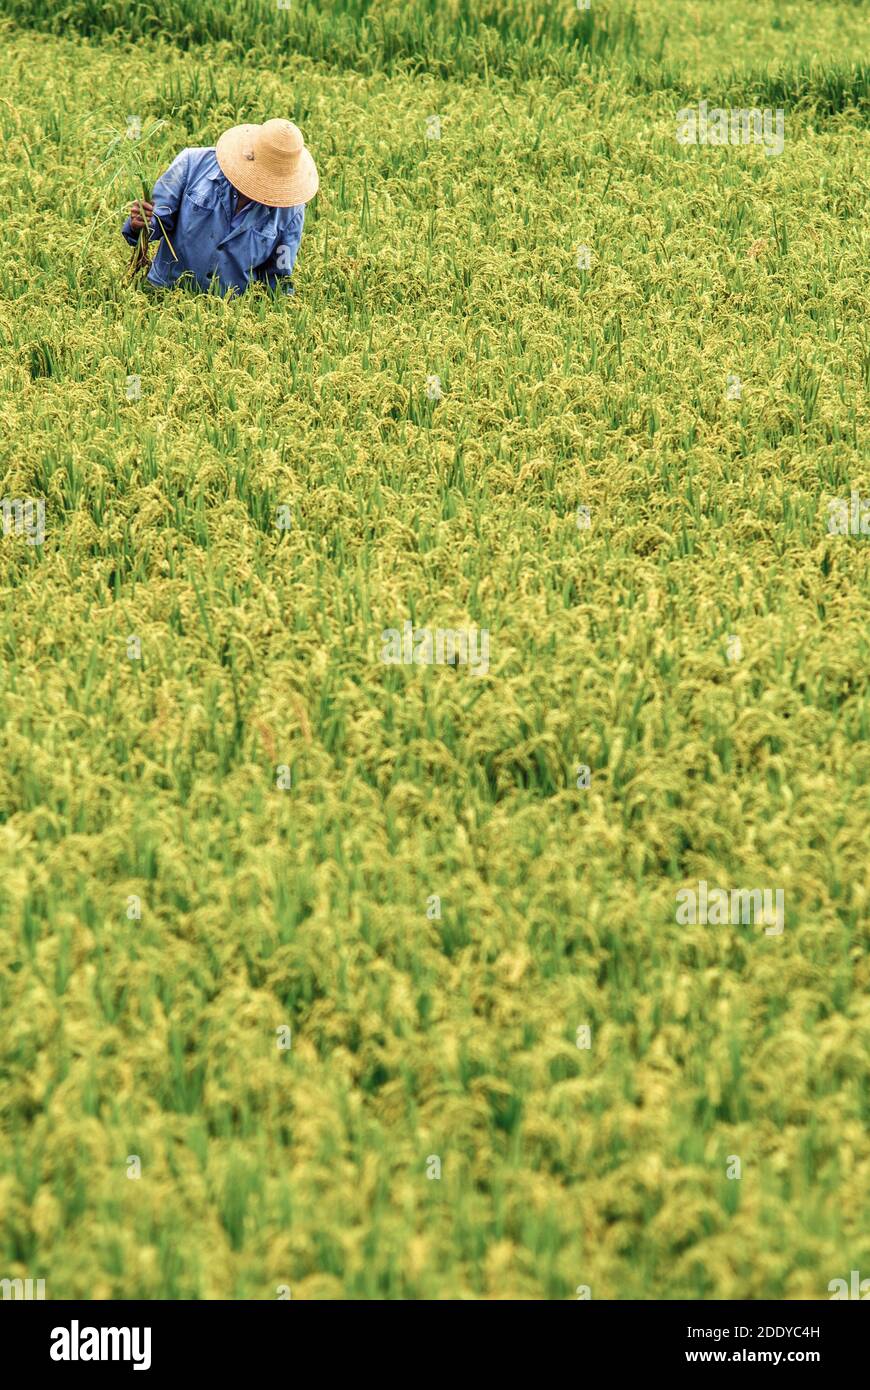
[[128, 180, 178, 278]]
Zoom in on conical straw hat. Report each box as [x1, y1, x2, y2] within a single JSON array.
[[215, 119, 319, 208]]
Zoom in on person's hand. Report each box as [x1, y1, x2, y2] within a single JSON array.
[[130, 199, 154, 230]]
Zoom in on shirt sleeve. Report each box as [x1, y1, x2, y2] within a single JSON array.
[[121, 149, 190, 246], [254, 206, 306, 293]]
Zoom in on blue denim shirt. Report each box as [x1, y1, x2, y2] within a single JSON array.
[[121, 146, 305, 295]]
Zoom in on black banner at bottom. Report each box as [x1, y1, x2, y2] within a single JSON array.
[[2, 1297, 866, 1375]]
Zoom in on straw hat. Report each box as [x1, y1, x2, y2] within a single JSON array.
[[215, 119, 319, 208]]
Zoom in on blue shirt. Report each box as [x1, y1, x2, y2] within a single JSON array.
[[121, 146, 305, 295]]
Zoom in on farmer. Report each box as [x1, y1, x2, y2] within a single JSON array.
[[122, 119, 318, 294]]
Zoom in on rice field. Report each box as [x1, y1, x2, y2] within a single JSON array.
[[0, 1, 868, 1300]]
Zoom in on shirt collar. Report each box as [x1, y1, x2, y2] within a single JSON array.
[[207, 161, 262, 216], [206, 155, 281, 231]]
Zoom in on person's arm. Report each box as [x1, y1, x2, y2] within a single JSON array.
[[254, 206, 305, 293], [121, 149, 190, 246]]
